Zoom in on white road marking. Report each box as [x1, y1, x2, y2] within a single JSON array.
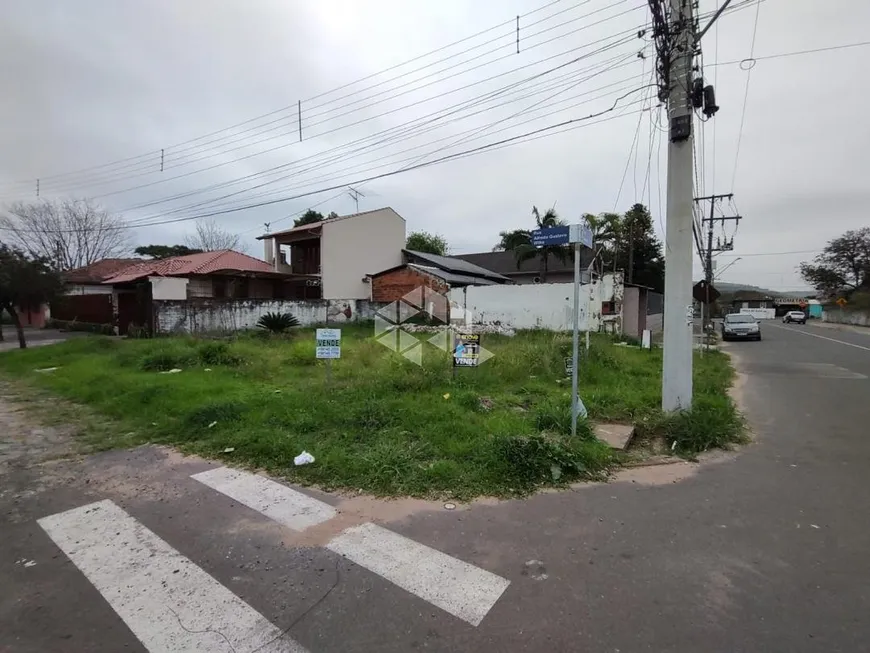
[[326, 522, 510, 627], [768, 323, 870, 352], [38, 500, 307, 653], [191, 467, 336, 531]]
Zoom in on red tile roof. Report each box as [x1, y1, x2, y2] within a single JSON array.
[[103, 250, 273, 284], [65, 258, 143, 284]]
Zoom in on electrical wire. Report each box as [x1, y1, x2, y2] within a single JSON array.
[[729, 0, 762, 192], [0, 0, 568, 190], [0, 0, 643, 196], [9, 20, 645, 200], [2, 89, 650, 235]]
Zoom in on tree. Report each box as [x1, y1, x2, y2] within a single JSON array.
[[184, 219, 243, 252], [294, 209, 324, 227], [327, 211, 340, 220], [493, 229, 532, 251], [581, 205, 664, 291], [406, 231, 448, 255], [616, 203, 665, 291], [509, 206, 569, 282], [800, 227, 870, 296], [134, 244, 203, 259], [0, 198, 130, 270], [0, 244, 64, 349]]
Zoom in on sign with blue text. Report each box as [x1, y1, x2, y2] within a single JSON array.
[[530, 226, 570, 247], [315, 328, 341, 359], [453, 332, 481, 367]]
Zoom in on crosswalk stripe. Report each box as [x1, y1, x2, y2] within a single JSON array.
[[191, 466, 336, 532], [326, 522, 510, 627], [38, 500, 308, 653]]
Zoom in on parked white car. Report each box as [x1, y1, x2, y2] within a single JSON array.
[[782, 310, 807, 324]]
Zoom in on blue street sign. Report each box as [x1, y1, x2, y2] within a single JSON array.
[[530, 226, 570, 247]]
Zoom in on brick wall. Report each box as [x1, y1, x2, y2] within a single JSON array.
[[371, 267, 448, 302]]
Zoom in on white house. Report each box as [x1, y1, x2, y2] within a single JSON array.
[[258, 207, 406, 300]]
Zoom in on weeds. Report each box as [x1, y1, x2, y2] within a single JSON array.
[[0, 326, 742, 498]]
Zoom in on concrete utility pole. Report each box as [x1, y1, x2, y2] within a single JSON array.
[[661, 0, 696, 412]]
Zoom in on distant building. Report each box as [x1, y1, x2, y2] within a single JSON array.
[[369, 249, 510, 303], [453, 250, 595, 285], [258, 207, 406, 300]]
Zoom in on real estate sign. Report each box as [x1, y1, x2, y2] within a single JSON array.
[[453, 332, 481, 367], [315, 328, 341, 359]]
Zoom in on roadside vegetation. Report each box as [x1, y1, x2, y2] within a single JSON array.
[[0, 327, 743, 498]]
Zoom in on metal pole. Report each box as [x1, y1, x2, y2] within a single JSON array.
[[571, 241, 587, 435], [661, 0, 696, 412]]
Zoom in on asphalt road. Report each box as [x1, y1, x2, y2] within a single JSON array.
[[2, 322, 869, 652]]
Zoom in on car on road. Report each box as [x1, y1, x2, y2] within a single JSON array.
[[721, 313, 762, 341], [782, 310, 807, 324]]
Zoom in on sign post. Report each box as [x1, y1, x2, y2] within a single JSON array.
[[532, 223, 592, 436], [316, 328, 341, 382]]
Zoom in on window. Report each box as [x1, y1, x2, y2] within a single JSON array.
[[213, 278, 227, 298]]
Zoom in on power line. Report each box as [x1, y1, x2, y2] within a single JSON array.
[[709, 40, 870, 67], [1, 0, 635, 195], [730, 0, 763, 192], [1, 89, 650, 235], [8, 12, 645, 200], [0, 0, 568, 189]]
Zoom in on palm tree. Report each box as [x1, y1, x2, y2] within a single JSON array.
[[492, 229, 532, 251], [509, 206, 568, 283]]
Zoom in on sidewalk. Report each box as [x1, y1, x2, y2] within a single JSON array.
[[813, 320, 870, 336]]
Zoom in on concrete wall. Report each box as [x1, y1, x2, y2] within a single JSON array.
[[149, 276, 188, 300], [153, 298, 388, 334], [448, 273, 623, 332], [739, 308, 776, 320], [822, 309, 870, 327], [321, 208, 405, 300], [66, 283, 112, 295]]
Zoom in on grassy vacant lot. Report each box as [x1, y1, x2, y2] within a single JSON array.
[[0, 327, 742, 498]]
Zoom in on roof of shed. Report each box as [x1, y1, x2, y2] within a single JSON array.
[[403, 250, 510, 283]]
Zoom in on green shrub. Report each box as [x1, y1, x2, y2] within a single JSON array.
[[138, 343, 197, 371], [256, 312, 300, 333], [491, 433, 611, 489], [46, 318, 115, 335], [197, 341, 244, 366]]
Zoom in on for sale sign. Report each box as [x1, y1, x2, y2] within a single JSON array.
[[315, 328, 341, 359], [453, 332, 481, 367]]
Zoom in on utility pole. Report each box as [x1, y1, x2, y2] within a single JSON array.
[[694, 193, 741, 283], [660, 0, 696, 412]]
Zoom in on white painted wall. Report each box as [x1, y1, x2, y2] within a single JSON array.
[[822, 309, 870, 327], [448, 273, 623, 332], [149, 276, 189, 300], [321, 208, 405, 299], [153, 298, 387, 334], [739, 308, 776, 319], [66, 283, 112, 295]]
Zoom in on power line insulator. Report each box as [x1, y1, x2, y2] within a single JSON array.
[[703, 85, 720, 117]]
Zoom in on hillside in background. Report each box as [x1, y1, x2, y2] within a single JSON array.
[[714, 281, 813, 297]]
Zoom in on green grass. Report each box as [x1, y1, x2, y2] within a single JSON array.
[[0, 326, 743, 498]]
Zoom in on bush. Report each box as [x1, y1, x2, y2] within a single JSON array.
[[138, 343, 197, 371], [491, 433, 611, 489], [256, 312, 300, 333], [197, 341, 244, 366], [46, 318, 115, 335]]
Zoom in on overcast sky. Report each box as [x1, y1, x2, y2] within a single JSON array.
[[1, 0, 867, 290]]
